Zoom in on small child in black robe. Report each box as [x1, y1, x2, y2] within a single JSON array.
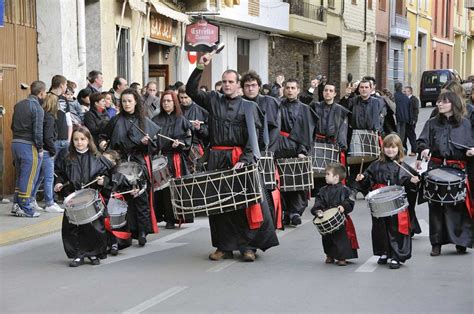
[[311, 163, 358, 266]]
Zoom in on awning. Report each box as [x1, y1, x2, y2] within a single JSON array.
[[149, 0, 191, 24], [128, 0, 147, 15]]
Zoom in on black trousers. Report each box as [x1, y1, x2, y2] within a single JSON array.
[[404, 123, 417, 153]]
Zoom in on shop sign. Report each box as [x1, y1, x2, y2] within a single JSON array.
[[185, 19, 219, 52], [150, 13, 173, 42]]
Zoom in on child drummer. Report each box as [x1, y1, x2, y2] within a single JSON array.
[[356, 134, 420, 269], [311, 163, 358, 266]]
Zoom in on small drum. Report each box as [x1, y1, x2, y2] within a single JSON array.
[[116, 162, 143, 185], [64, 189, 104, 225], [313, 207, 346, 235], [152, 156, 171, 191], [312, 142, 340, 177], [423, 167, 466, 204], [366, 185, 408, 218], [170, 164, 262, 220], [276, 157, 314, 192], [347, 129, 380, 165], [258, 151, 276, 190], [107, 197, 128, 229]]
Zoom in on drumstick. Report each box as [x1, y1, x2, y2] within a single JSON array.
[[359, 158, 364, 174], [393, 160, 416, 178], [113, 189, 139, 197], [189, 120, 204, 124], [157, 133, 185, 146], [128, 120, 158, 148], [449, 140, 471, 150], [81, 177, 100, 189]]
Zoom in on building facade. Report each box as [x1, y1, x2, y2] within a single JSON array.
[[453, 0, 473, 79], [375, 0, 390, 90], [431, 0, 454, 69]]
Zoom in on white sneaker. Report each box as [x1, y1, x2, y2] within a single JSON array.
[[44, 203, 64, 213], [11, 203, 20, 215], [31, 200, 44, 212]]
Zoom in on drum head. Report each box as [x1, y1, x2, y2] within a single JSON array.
[[153, 156, 168, 168], [426, 168, 465, 183], [366, 185, 405, 202], [313, 207, 339, 224], [65, 189, 97, 208], [107, 197, 128, 214], [116, 162, 143, 182]]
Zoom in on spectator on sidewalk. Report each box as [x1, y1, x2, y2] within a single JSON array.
[[110, 76, 128, 106], [85, 70, 104, 94], [403, 86, 419, 156], [50, 75, 72, 154], [31, 94, 63, 213], [65, 83, 82, 126], [11, 81, 46, 217], [77, 88, 91, 119], [143, 81, 160, 118], [394, 82, 411, 151], [84, 92, 110, 147], [103, 91, 117, 118]]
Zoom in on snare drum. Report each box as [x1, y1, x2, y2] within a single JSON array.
[[347, 130, 380, 165], [170, 164, 262, 220], [312, 142, 340, 177], [423, 167, 466, 204], [258, 151, 276, 190], [276, 157, 313, 192], [313, 207, 346, 235], [116, 162, 143, 185], [366, 185, 408, 218], [107, 197, 128, 229], [64, 189, 104, 225], [152, 155, 171, 191]]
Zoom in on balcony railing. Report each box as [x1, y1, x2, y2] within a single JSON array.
[[283, 0, 327, 22]]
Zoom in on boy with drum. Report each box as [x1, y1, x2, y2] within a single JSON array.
[[311, 163, 358, 266], [356, 134, 420, 269]]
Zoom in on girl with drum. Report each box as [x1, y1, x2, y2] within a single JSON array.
[[416, 91, 474, 256], [54, 126, 115, 267], [356, 134, 420, 269], [99, 88, 160, 247], [152, 91, 192, 229], [311, 163, 358, 266]]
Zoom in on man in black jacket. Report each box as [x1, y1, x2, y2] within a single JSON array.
[[11, 81, 46, 217], [403, 86, 419, 156]]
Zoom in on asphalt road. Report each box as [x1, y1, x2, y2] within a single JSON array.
[[1, 106, 472, 313]]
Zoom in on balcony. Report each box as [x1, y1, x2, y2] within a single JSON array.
[[283, 0, 326, 22], [390, 14, 410, 39], [282, 0, 327, 40]]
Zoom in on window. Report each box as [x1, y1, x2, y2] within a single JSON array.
[[116, 26, 131, 83], [352, 0, 357, 4], [237, 38, 250, 74], [447, 53, 450, 68], [393, 50, 399, 81], [434, 0, 438, 32], [395, 0, 404, 15], [441, 52, 444, 68], [368, 0, 373, 9], [378, 0, 386, 11], [457, 0, 463, 15], [248, 0, 260, 16], [328, 0, 336, 8], [433, 50, 437, 68], [445, 0, 450, 38], [407, 48, 412, 85]]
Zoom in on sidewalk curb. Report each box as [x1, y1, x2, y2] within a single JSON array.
[[0, 216, 62, 246]]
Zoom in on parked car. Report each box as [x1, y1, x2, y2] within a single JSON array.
[[419, 69, 462, 107]]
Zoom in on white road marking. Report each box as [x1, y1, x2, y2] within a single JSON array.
[[355, 256, 379, 272], [418, 219, 429, 237], [122, 286, 188, 314], [206, 260, 237, 272]]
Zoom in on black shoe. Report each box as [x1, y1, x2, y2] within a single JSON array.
[[377, 256, 388, 264], [88, 256, 100, 265], [455, 245, 467, 254], [165, 221, 175, 229], [69, 258, 84, 267], [283, 215, 290, 226], [110, 244, 118, 256], [138, 232, 147, 247], [389, 259, 400, 269], [291, 215, 302, 226], [430, 245, 441, 256]]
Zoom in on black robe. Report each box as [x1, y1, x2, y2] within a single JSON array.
[[277, 98, 318, 218], [361, 159, 415, 262], [55, 150, 113, 259], [186, 68, 279, 252], [311, 183, 358, 260], [152, 112, 192, 223], [182, 101, 209, 172], [102, 112, 161, 238], [416, 115, 474, 248]]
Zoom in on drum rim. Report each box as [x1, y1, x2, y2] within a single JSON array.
[[66, 205, 103, 225], [170, 164, 259, 184], [370, 201, 408, 218], [64, 188, 99, 210], [366, 185, 406, 201]]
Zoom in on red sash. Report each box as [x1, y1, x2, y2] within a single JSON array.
[[144, 155, 159, 233], [430, 157, 473, 218], [280, 131, 290, 138], [345, 215, 359, 249], [272, 166, 283, 229], [211, 146, 264, 229], [373, 183, 410, 235], [172, 152, 182, 178]]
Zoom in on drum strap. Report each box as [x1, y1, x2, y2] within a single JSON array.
[[211, 146, 264, 229], [429, 158, 473, 218], [373, 183, 410, 235]]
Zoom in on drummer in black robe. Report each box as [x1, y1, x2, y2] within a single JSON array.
[[186, 53, 279, 262], [177, 86, 209, 173], [357, 134, 420, 269], [346, 80, 384, 195], [152, 91, 192, 229], [241, 70, 282, 229], [54, 126, 114, 267], [311, 163, 358, 266], [99, 88, 160, 247], [277, 79, 318, 226], [310, 83, 349, 195], [416, 91, 474, 256]]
